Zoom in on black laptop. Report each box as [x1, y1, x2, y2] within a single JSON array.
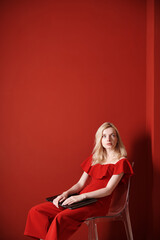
[[46, 195, 97, 210]]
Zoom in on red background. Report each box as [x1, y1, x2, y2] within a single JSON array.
[[0, 0, 159, 239]]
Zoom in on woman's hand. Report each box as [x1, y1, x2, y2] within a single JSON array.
[[53, 191, 69, 208], [62, 194, 86, 206]]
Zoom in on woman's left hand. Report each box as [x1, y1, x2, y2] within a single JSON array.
[[62, 194, 86, 206]]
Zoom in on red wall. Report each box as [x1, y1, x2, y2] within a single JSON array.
[[151, 0, 160, 238], [154, 0, 160, 236], [0, 0, 158, 239], [146, 0, 160, 239]]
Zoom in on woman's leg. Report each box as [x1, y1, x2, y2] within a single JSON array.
[[45, 209, 82, 240], [24, 202, 63, 240], [25, 200, 108, 240], [45, 201, 105, 240]]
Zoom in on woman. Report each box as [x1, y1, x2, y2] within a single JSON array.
[[24, 122, 133, 240]]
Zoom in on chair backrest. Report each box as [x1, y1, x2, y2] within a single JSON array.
[[108, 178, 130, 215], [107, 162, 134, 216]]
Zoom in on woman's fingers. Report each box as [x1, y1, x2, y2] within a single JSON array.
[[53, 199, 58, 208], [53, 201, 58, 208], [62, 196, 78, 206], [59, 196, 65, 202], [53, 195, 61, 208], [53, 194, 68, 207], [58, 192, 68, 202]]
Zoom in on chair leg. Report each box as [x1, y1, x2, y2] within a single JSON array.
[[94, 222, 98, 240], [123, 204, 134, 240], [87, 219, 99, 240]]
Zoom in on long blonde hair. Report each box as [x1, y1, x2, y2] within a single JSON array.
[[92, 122, 127, 165]]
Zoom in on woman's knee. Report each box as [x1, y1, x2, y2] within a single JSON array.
[[28, 203, 46, 215], [54, 210, 77, 224], [54, 211, 67, 223]]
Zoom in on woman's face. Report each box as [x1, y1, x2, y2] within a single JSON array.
[[101, 127, 118, 151]]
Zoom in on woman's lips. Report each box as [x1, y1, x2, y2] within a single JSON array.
[[106, 143, 112, 146]]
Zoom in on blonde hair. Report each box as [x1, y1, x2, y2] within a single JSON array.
[[92, 122, 127, 165]]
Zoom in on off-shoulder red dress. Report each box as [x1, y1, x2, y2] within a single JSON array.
[[24, 156, 133, 240]]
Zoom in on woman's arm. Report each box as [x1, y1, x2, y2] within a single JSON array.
[[64, 171, 89, 196], [83, 172, 124, 198], [53, 172, 89, 207], [62, 172, 124, 205]]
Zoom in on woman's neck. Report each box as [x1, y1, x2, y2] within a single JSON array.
[[104, 150, 119, 163]]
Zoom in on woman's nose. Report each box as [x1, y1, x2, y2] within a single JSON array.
[[106, 135, 110, 141]]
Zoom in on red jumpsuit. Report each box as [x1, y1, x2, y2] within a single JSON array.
[[24, 156, 133, 240]]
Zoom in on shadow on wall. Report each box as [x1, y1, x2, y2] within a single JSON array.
[[129, 132, 153, 240], [153, 165, 160, 239], [104, 132, 153, 240]]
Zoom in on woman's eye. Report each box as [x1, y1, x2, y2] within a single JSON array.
[[102, 135, 106, 138]]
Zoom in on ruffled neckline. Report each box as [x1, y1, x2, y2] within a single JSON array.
[[88, 163, 114, 179], [81, 156, 133, 181], [93, 157, 127, 167]]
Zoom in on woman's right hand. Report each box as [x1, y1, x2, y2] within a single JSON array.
[[53, 191, 69, 208]]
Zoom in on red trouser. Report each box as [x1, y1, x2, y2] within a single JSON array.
[[24, 201, 107, 240]]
